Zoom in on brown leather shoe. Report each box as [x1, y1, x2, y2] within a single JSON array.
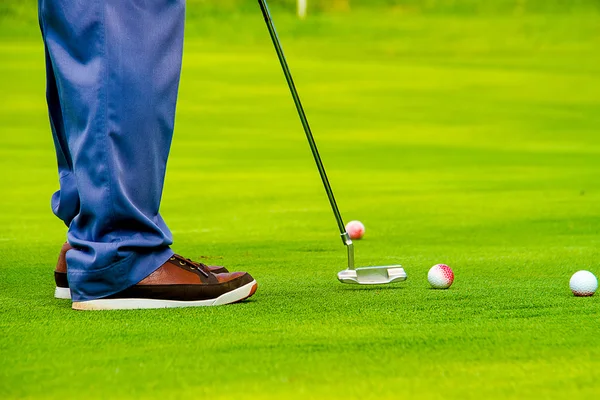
[[72, 254, 257, 310], [54, 243, 229, 299]]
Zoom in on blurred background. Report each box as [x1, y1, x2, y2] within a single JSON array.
[[2, 0, 600, 259]]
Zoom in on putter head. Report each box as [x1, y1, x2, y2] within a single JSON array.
[[338, 265, 407, 285], [336, 233, 407, 285]]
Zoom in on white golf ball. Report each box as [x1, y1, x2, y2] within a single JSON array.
[[569, 270, 597, 297], [428, 264, 454, 289], [345, 220, 365, 240]]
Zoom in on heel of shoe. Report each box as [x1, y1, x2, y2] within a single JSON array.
[[54, 287, 71, 300]]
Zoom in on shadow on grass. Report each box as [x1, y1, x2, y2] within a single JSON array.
[[49, 296, 260, 312], [336, 285, 405, 292]]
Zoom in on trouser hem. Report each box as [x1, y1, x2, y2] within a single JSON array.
[[68, 246, 175, 301]]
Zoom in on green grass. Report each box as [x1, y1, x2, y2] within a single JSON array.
[[2, 6, 600, 399]]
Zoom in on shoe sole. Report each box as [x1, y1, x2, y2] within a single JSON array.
[[71, 280, 258, 310]]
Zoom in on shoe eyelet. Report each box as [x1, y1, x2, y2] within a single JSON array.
[[190, 266, 195, 270], [170, 257, 176, 261], [179, 261, 185, 265]]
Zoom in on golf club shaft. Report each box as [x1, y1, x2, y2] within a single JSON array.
[[258, 0, 348, 240]]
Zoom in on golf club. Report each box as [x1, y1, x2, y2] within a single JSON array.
[[258, 0, 407, 285]]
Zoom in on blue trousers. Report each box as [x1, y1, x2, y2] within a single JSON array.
[[39, 0, 185, 301]]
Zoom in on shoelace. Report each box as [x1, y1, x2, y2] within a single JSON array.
[[186, 258, 210, 269], [170, 254, 209, 277]]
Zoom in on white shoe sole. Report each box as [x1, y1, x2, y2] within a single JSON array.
[[71, 280, 257, 310], [54, 287, 71, 300]]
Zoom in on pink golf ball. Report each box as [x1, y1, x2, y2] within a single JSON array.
[[428, 264, 454, 289], [346, 220, 365, 240]]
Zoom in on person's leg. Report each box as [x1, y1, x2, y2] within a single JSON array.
[[39, 0, 185, 301], [39, 10, 80, 227]]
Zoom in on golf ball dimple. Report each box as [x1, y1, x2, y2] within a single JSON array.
[[569, 270, 597, 297], [428, 264, 454, 289], [346, 220, 365, 240]]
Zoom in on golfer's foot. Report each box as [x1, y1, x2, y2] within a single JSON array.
[[72, 254, 257, 310], [54, 243, 230, 299]]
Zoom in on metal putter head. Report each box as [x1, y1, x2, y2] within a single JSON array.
[[338, 265, 407, 285], [337, 233, 407, 285]]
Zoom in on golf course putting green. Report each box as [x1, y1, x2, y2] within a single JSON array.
[[1, 1, 600, 398]]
